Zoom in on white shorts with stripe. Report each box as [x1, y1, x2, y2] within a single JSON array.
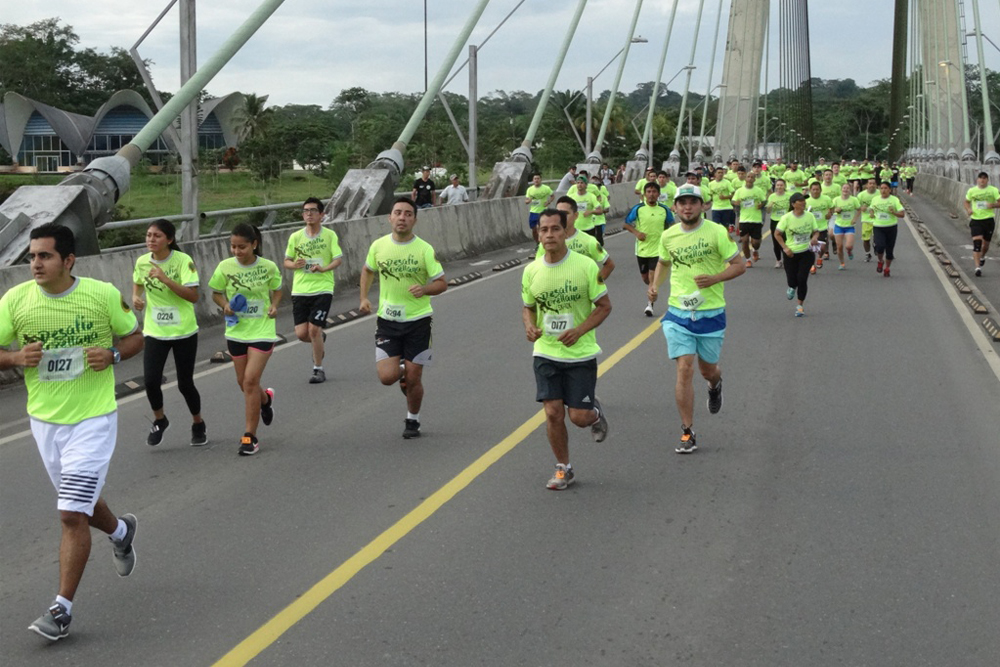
[[30, 412, 118, 515]]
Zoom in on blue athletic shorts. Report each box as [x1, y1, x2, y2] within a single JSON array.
[[528, 212, 542, 228], [661, 307, 726, 364], [834, 225, 856, 235]]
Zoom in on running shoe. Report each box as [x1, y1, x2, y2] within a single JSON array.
[[147, 417, 169, 446], [883, 268, 890, 278], [775, 261, 782, 269], [238, 433, 259, 456], [644, 302, 654, 317], [980, 258, 987, 267], [546, 463, 575, 490], [752, 250, 760, 262], [402, 419, 421, 439], [399, 361, 407, 395], [795, 305, 805, 317], [261, 388, 275, 425], [810, 265, 817, 275], [839, 263, 846, 270], [728, 224, 735, 234], [865, 253, 872, 262], [590, 396, 609, 443], [309, 368, 326, 384], [675, 428, 697, 454], [190, 421, 208, 446], [745, 259, 752, 268], [876, 260, 884, 273], [816, 258, 823, 269], [822, 253, 830, 260], [848, 250, 854, 260], [28, 603, 71, 641], [111, 513, 137, 577], [707, 378, 723, 414], [975, 267, 983, 277]]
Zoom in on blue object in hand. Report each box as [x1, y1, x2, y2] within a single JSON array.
[[226, 294, 247, 327]]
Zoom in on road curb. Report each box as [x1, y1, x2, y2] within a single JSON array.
[[492, 258, 522, 272], [448, 271, 483, 286]]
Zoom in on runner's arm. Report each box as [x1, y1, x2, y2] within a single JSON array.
[[694, 255, 746, 289], [319, 258, 342, 273], [0, 342, 43, 369], [212, 291, 233, 316], [647, 259, 670, 302], [132, 282, 146, 311], [359, 265, 376, 313], [599, 256, 615, 282], [522, 305, 542, 342], [86, 328, 144, 372], [268, 288, 283, 318], [558, 294, 611, 347], [148, 265, 199, 303], [409, 276, 447, 299]]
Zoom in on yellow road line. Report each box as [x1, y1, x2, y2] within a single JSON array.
[[212, 319, 662, 666]]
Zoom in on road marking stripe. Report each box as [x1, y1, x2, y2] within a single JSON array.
[[212, 319, 662, 666]]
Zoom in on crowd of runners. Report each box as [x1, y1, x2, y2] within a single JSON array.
[[1, 154, 997, 641]]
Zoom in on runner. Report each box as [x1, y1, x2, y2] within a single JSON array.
[[566, 174, 601, 241], [857, 178, 879, 261], [903, 162, 918, 195], [541, 196, 616, 282], [284, 197, 343, 384], [805, 182, 834, 271], [775, 193, 820, 317], [647, 184, 745, 454], [766, 178, 792, 268], [656, 169, 678, 208], [522, 208, 612, 489], [524, 173, 554, 243], [590, 172, 611, 246], [707, 166, 737, 236], [359, 197, 447, 439], [132, 219, 206, 446], [963, 171, 1000, 277], [634, 166, 658, 201], [209, 223, 282, 455], [831, 183, 862, 269], [623, 181, 674, 315], [867, 181, 906, 277], [0, 223, 142, 641], [782, 160, 809, 195], [732, 171, 768, 267]]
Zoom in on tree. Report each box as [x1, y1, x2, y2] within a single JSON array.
[[0, 19, 80, 108], [235, 93, 272, 142]]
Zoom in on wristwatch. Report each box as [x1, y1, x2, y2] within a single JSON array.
[[109, 347, 121, 365]]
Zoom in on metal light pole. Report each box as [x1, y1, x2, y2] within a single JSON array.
[[636, 0, 681, 166], [970, 0, 999, 162], [695, 0, 725, 163], [670, 0, 706, 164], [590, 0, 645, 161]]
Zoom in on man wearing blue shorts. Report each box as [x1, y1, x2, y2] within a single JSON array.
[[648, 184, 745, 453], [524, 173, 554, 243]]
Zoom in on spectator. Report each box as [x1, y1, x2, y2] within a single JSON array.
[[411, 166, 436, 209], [556, 165, 577, 193], [439, 174, 469, 205]]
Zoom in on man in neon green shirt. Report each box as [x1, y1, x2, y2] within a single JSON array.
[[360, 197, 447, 439], [648, 184, 746, 454], [624, 181, 674, 316], [634, 166, 658, 200], [732, 171, 768, 266], [522, 208, 611, 490], [284, 197, 343, 384], [707, 166, 737, 236], [537, 196, 616, 282], [566, 175, 602, 236], [524, 172, 554, 243], [590, 172, 611, 245], [963, 171, 1000, 277], [0, 224, 143, 641]]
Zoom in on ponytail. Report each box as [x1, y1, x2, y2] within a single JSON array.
[[149, 219, 181, 251], [232, 223, 263, 257]]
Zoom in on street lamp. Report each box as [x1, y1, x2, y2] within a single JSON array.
[[699, 83, 727, 162], [564, 36, 648, 154]]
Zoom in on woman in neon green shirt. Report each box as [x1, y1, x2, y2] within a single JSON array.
[[775, 193, 820, 317], [209, 223, 283, 455], [133, 220, 206, 446], [867, 182, 906, 277], [831, 184, 862, 270]]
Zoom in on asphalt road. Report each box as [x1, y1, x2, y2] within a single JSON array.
[[2, 215, 999, 666]]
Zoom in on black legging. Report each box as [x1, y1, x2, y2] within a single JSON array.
[[583, 225, 605, 246], [144, 334, 201, 415], [769, 216, 783, 261], [872, 225, 898, 260], [783, 250, 815, 301]]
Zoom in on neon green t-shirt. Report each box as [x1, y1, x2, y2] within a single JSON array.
[[208, 257, 282, 342], [521, 250, 607, 362], [820, 182, 840, 200], [858, 189, 879, 222], [966, 185, 1000, 220], [133, 250, 199, 340], [625, 202, 673, 257], [767, 192, 792, 221], [566, 189, 600, 232], [658, 220, 740, 311], [526, 184, 553, 214], [733, 186, 767, 223], [657, 181, 677, 208], [782, 169, 808, 193], [858, 163, 874, 179], [0, 277, 138, 424], [776, 211, 820, 254], [707, 179, 735, 211], [868, 194, 903, 227], [806, 194, 833, 229], [832, 173, 848, 187], [364, 234, 444, 322], [285, 227, 344, 296], [754, 173, 772, 193], [592, 186, 610, 227], [535, 229, 609, 265], [831, 195, 861, 226]]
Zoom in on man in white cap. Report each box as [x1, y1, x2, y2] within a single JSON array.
[[438, 174, 469, 205]]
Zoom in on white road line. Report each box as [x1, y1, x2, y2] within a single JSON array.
[[905, 217, 1000, 384]]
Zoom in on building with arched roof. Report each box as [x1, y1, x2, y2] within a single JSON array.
[[0, 90, 247, 171]]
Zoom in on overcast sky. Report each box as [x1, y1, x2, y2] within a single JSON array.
[[6, 0, 1000, 108]]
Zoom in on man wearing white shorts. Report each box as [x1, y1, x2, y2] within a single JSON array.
[[0, 224, 144, 641]]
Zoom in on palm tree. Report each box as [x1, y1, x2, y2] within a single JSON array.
[[235, 93, 272, 142]]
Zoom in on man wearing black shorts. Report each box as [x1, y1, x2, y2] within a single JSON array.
[[360, 197, 447, 438], [284, 197, 343, 383], [411, 166, 436, 209], [963, 172, 1000, 277]]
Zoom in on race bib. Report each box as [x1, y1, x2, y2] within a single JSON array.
[[543, 312, 574, 336], [877, 211, 891, 221], [974, 200, 988, 210], [242, 299, 266, 318], [812, 211, 824, 223], [773, 209, 787, 218], [677, 290, 705, 311], [741, 199, 754, 208], [151, 305, 180, 327], [793, 232, 811, 246], [38, 347, 84, 382], [305, 258, 322, 269], [576, 201, 587, 212], [383, 303, 406, 321], [531, 199, 543, 208], [840, 211, 853, 221]]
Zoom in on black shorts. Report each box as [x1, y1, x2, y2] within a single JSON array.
[[970, 219, 996, 242], [712, 209, 735, 227], [292, 293, 333, 327], [637, 256, 659, 274], [817, 229, 829, 243], [533, 357, 598, 409], [227, 340, 275, 357], [375, 316, 433, 364], [739, 222, 763, 239]]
